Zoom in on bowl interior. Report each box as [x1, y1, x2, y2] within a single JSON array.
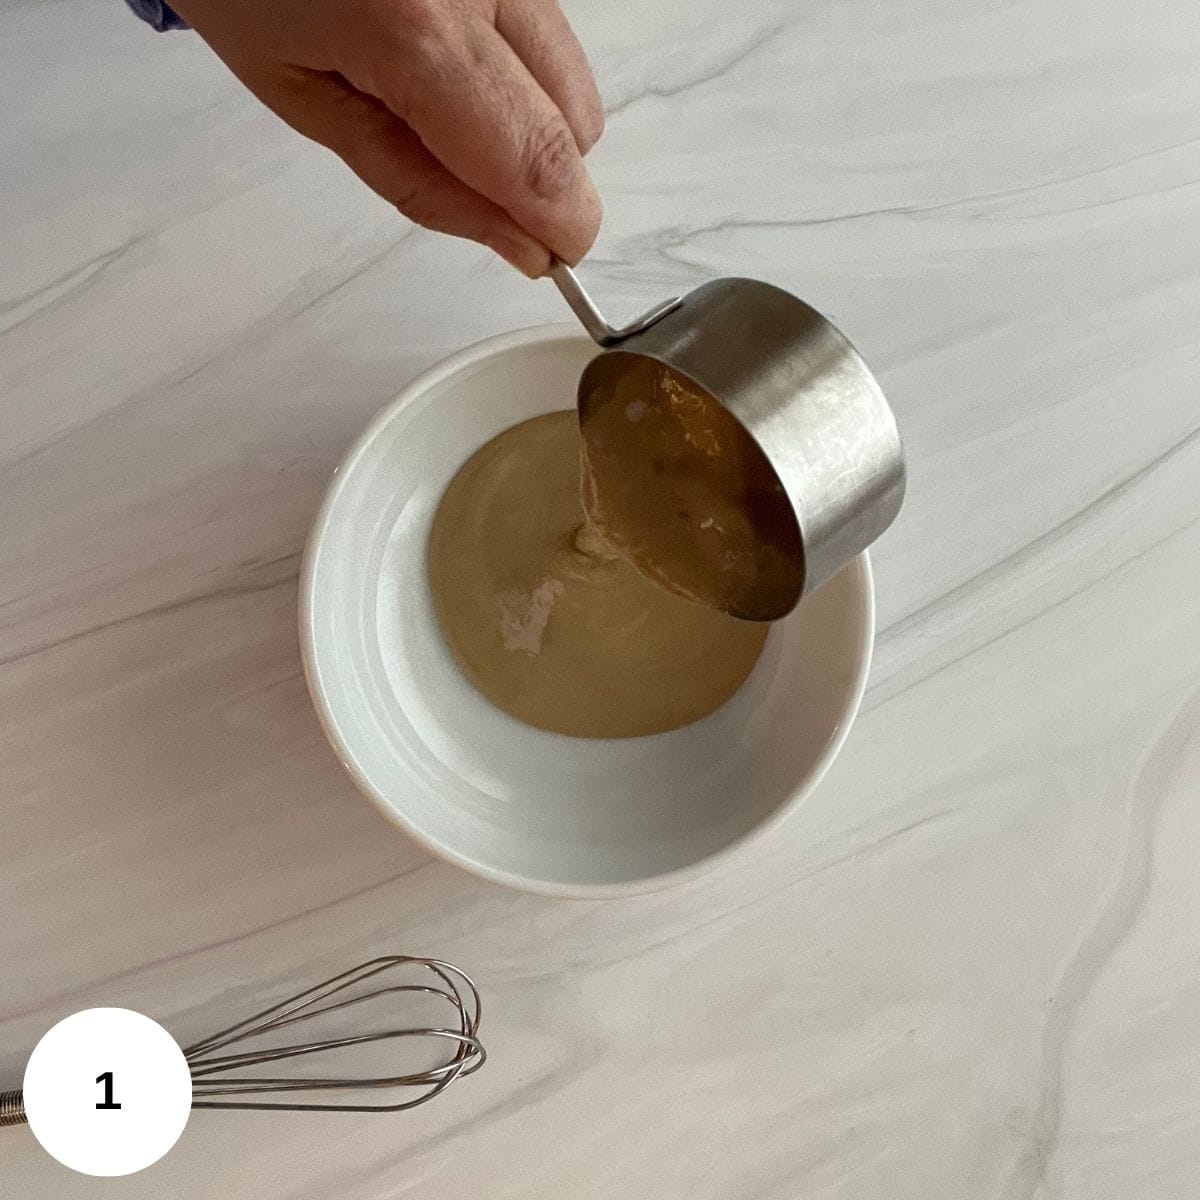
[[301, 325, 873, 896]]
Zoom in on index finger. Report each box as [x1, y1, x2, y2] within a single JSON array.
[[358, 12, 602, 265], [496, 0, 605, 154]]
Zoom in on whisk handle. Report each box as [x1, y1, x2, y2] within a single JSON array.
[[0, 1089, 27, 1127]]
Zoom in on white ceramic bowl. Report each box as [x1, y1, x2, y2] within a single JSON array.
[[300, 324, 874, 898]]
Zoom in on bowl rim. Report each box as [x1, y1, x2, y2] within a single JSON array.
[[298, 321, 875, 899]]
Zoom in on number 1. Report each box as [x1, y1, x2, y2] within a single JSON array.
[[96, 1071, 121, 1110]]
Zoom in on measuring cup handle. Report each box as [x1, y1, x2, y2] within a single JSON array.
[[548, 259, 681, 347]]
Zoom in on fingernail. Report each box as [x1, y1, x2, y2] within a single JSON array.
[[489, 232, 551, 278]]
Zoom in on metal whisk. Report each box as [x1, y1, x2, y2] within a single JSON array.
[[1, 955, 484, 1125]]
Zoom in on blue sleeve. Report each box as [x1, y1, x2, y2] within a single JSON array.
[[125, 0, 189, 31]]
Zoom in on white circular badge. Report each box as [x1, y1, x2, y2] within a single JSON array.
[[23, 1008, 192, 1176]]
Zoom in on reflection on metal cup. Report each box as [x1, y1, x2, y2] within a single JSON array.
[[553, 264, 906, 621]]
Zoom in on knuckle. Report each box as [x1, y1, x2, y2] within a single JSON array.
[[521, 116, 580, 201], [388, 0, 442, 28], [363, 1, 449, 101]]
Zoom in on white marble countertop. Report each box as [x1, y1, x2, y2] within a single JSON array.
[[3, 1, 1199, 1196]]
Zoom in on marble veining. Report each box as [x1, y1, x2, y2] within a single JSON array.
[[2, 0, 1199, 1196]]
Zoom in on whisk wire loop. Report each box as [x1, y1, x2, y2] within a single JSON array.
[[2, 956, 484, 1123]]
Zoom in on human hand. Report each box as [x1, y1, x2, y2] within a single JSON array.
[[170, 0, 605, 276]]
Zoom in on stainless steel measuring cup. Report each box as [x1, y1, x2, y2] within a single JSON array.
[[550, 261, 906, 621]]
